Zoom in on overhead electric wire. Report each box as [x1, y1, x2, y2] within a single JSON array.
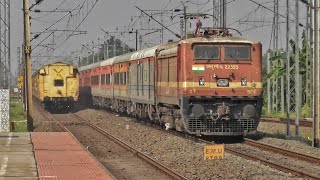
[[31, 4, 80, 42], [50, 0, 100, 54], [188, 0, 210, 6], [247, 0, 304, 27], [32, 0, 67, 20]]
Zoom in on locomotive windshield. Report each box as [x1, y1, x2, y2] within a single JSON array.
[[194, 45, 220, 60], [224, 46, 251, 60]]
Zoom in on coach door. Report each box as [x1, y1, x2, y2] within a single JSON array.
[[137, 62, 144, 97]]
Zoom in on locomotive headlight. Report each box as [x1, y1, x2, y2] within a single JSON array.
[[241, 77, 247, 86], [199, 77, 205, 86], [217, 79, 229, 87]]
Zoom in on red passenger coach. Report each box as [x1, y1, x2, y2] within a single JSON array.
[[78, 28, 263, 136]]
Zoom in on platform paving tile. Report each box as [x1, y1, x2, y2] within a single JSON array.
[[32, 132, 115, 180], [0, 132, 38, 179]]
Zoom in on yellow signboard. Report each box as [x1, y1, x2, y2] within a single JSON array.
[[17, 75, 23, 88], [203, 144, 225, 160]]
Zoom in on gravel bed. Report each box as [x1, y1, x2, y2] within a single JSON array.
[[255, 122, 320, 158], [32, 102, 64, 132], [75, 109, 297, 180], [65, 123, 170, 180], [228, 143, 320, 178]]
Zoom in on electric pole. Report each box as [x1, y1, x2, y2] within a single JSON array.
[[184, 5, 187, 38], [313, 0, 319, 147], [267, 50, 271, 113], [23, 0, 33, 131], [0, 0, 11, 132], [286, 0, 291, 137], [295, 0, 301, 137], [220, 0, 227, 28]]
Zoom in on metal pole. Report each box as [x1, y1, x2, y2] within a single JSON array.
[[313, 0, 319, 147], [106, 41, 109, 58], [223, 0, 226, 28], [305, 0, 312, 117], [295, 0, 300, 137], [139, 35, 142, 50], [184, 5, 187, 38], [310, 0, 314, 117], [113, 37, 116, 57], [23, 0, 33, 131], [286, 0, 291, 137], [267, 50, 271, 113], [7, 0, 11, 129], [136, 29, 138, 51]]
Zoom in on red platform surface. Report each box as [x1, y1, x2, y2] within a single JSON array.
[[31, 132, 114, 180]]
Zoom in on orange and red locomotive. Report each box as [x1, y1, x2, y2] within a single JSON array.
[[79, 28, 262, 136]]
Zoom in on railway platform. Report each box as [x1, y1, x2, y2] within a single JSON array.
[[0, 132, 114, 180]]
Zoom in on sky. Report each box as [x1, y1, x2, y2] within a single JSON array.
[[10, 0, 307, 76]]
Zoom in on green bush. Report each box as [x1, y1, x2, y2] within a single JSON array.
[[301, 104, 311, 118]]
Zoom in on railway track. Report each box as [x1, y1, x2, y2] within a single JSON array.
[[35, 103, 186, 179], [196, 137, 320, 180], [243, 138, 320, 165], [38, 104, 320, 179], [113, 112, 320, 179], [70, 113, 187, 180], [53, 113, 186, 180], [260, 117, 312, 127], [117, 113, 320, 180]]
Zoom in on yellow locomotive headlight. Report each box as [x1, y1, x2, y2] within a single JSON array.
[[217, 79, 229, 87]]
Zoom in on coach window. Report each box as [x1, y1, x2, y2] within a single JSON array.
[[123, 72, 127, 85], [91, 75, 99, 85], [54, 79, 64, 86], [224, 46, 251, 61], [101, 74, 106, 85], [119, 73, 123, 85], [106, 74, 110, 85], [193, 45, 220, 60]]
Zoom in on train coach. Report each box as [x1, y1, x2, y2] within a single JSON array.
[[79, 28, 262, 136], [32, 62, 79, 111]]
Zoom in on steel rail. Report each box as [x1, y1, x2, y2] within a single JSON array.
[[225, 147, 320, 180], [261, 117, 312, 127], [197, 138, 320, 180], [71, 113, 187, 180], [70, 108, 319, 179], [244, 138, 320, 165]]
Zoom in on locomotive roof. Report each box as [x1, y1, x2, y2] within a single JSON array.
[[179, 36, 259, 44]]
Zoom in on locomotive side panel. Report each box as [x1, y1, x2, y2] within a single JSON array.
[[156, 46, 179, 105]]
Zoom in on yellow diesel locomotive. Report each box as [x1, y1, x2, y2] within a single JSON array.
[[32, 62, 79, 111]]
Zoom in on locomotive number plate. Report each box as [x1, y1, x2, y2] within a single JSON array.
[[206, 64, 239, 70], [224, 64, 239, 70], [203, 144, 225, 160]]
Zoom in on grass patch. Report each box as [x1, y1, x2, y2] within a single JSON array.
[[10, 98, 27, 132]]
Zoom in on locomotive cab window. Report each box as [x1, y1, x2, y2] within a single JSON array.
[[224, 46, 251, 61], [193, 45, 220, 60], [54, 80, 64, 86]]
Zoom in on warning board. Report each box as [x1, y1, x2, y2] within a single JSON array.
[[17, 75, 23, 88], [203, 144, 225, 160]]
